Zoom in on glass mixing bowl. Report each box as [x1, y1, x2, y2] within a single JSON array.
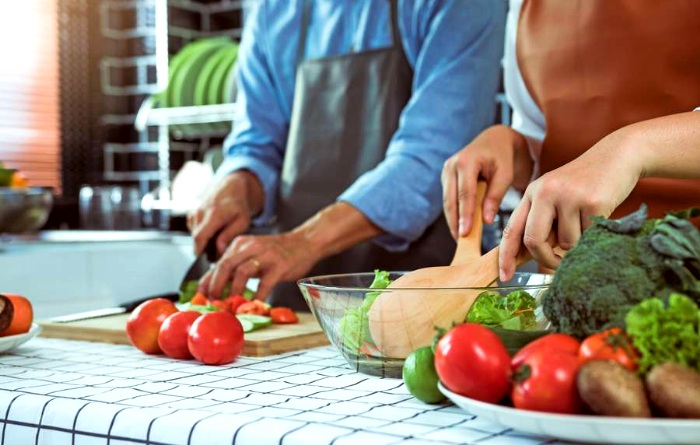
[[297, 271, 553, 378]]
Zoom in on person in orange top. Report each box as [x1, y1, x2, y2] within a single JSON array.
[[441, 0, 700, 281]]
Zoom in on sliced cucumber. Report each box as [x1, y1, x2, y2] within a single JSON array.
[[236, 314, 272, 330], [238, 318, 255, 333]]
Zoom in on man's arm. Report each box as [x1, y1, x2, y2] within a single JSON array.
[[215, 1, 289, 225], [338, 0, 507, 251]]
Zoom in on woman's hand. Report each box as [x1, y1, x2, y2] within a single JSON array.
[[198, 230, 322, 301], [442, 125, 532, 238], [499, 129, 643, 281], [187, 170, 264, 257]]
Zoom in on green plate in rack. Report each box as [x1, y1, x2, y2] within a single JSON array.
[[169, 37, 230, 108], [157, 39, 210, 108], [193, 42, 235, 106], [222, 59, 239, 104], [207, 42, 239, 105]]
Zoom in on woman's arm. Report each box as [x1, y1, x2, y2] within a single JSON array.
[[499, 111, 700, 281]]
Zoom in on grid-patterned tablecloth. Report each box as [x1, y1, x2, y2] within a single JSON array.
[[0, 338, 566, 445]]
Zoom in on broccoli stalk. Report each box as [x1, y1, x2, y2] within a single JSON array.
[[542, 205, 700, 338]]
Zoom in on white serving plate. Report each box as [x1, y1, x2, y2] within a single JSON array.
[[0, 323, 42, 354], [439, 383, 700, 444]]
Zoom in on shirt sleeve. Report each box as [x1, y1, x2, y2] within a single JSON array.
[[338, 0, 507, 251], [214, 2, 287, 226]]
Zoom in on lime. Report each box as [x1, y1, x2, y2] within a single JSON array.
[[402, 346, 446, 404]]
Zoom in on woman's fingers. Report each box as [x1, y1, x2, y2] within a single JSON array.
[[523, 197, 559, 270], [499, 197, 530, 281], [441, 159, 460, 239]]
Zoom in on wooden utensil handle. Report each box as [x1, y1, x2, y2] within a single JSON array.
[[451, 181, 487, 266]]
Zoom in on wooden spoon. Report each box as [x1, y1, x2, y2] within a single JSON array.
[[368, 182, 495, 358]]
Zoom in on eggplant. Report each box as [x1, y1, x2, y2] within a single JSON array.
[[0, 294, 14, 332]]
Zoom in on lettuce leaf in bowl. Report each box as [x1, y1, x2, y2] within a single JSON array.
[[339, 270, 390, 354], [467, 289, 537, 331]]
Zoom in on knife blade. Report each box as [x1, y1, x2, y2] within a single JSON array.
[[48, 292, 180, 323], [179, 230, 220, 291]]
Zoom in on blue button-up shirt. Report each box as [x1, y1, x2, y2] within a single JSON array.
[[218, 0, 506, 251]]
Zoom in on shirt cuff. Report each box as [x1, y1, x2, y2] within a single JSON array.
[[338, 173, 439, 253], [214, 157, 279, 227]]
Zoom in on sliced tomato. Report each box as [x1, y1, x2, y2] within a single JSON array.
[[236, 300, 270, 316], [224, 295, 249, 314], [270, 307, 298, 324], [190, 292, 208, 306], [579, 327, 639, 372]]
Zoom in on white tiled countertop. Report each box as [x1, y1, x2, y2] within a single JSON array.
[[0, 339, 569, 445]]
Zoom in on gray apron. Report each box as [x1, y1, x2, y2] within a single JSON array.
[[268, 0, 455, 311]]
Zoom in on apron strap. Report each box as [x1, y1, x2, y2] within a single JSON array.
[[388, 0, 402, 50], [296, 0, 313, 68], [296, 0, 403, 66]]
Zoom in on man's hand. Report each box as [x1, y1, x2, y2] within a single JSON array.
[[187, 170, 264, 257], [198, 201, 383, 301]]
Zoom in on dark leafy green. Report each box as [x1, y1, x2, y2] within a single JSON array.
[[543, 205, 700, 338]]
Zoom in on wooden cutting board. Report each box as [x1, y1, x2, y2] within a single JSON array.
[[38, 312, 329, 357]]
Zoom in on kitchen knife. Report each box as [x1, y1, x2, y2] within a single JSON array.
[[179, 230, 220, 290], [48, 292, 180, 323]]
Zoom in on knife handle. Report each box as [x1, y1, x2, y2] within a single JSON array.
[[205, 230, 222, 263]]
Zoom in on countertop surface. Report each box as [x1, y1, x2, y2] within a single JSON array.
[[0, 339, 570, 445]]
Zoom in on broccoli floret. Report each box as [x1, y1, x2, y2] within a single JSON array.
[[542, 205, 700, 339]]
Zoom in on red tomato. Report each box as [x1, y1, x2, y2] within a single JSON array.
[[126, 298, 178, 354], [188, 311, 244, 365], [157, 311, 201, 359], [434, 323, 511, 403], [208, 300, 227, 311], [190, 292, 208, 306], [224, 295, 248, 314], [270, 307, 298, 324], [579, 327, 639, 372], [512, 349, 584, 414], [236, 300, 270, 316], [511, 333, 580, 370], [0, 294, 33, 337]]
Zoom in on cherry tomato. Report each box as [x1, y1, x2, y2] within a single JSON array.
[[224, 295, 248, 314], [0, 294, 33, 337], [126, 298, 178, 354], [190, 292, 208, 306], [434, 323, 511, 403], [157, 311, 201, 359], [579, 327, 639, 372], [270, 307, 298, 324], [511, 333, 580, 370], [236, 300, 270, 316], [188, 311, 244, 365], [512, 349, 584, 414]]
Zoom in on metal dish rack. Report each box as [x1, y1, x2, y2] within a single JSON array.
[[99, 0, 251, 195]]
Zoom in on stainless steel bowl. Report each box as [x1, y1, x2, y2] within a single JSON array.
[[0, 187, 53, 233]]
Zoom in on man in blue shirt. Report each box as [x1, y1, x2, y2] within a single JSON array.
[[189, 0, 505, 309]]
